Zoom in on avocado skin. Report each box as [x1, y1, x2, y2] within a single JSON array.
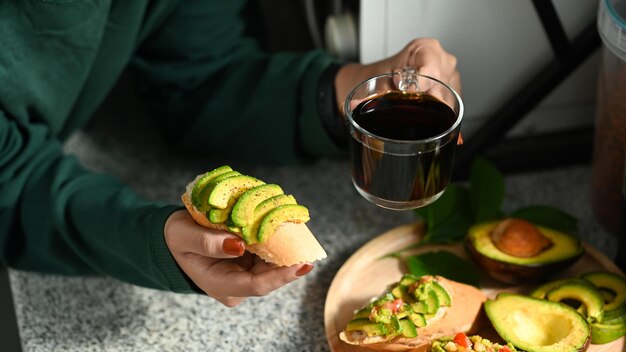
[[466, 221, 584, 285], [530, 277, 591, 299], [485, 293, 590, 352], [591, 321, 626, 344]]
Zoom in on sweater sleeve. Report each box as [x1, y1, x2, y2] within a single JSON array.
[[0, 113, 195, 292], [132, 0, 345, 164], [0, 112, 194, 292], [0, 2, 198, 293]]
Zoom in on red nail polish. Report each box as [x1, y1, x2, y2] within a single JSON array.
[[296, 263, 314, 277], [223, 238, 245, 256]]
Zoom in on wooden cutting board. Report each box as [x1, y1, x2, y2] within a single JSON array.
[[324, 222, 626, 352]]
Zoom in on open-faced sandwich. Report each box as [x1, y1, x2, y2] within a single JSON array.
[[339, 274, 486, 351], [182, 165, 327, 266]]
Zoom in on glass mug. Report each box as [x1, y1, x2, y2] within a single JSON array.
[[344, 67, 464, 210]]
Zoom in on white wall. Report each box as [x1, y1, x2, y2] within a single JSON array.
[[359, 0, 600, 138]]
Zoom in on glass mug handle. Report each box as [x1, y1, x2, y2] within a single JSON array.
[[398, 67, 419, 92]]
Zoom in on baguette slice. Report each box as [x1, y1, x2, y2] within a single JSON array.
[[339, 276, 486, 351], [181, 175, 327, 266]]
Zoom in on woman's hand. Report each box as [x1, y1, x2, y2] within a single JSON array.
[[164, 210, 313, 307], [334, 38, 460, 111]]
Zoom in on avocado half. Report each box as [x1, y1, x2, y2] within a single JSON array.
[[485, 293, 591, 352], [466, 220, 584, 284]]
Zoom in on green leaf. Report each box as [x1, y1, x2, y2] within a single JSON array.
[[469, 157, 504, 222], [414, 185, 465, 230], [421, 188, 473, 245], [421, 212, 473, 245], [406, 250, 481, 287], [509, 205, 579, 234]]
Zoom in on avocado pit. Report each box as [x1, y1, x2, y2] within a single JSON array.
[[491, 218, 552, 258]]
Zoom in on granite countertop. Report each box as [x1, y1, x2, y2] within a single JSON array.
[[7, 85, 617, 352]]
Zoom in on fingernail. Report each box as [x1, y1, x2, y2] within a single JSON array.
[[223, 238, 245, 256], [296, 263, 314, 277]]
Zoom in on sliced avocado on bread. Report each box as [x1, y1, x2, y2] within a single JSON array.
[[242, 194, 297, 244], [257, 204, 309, 243], [207, 175, 265, 224], [181, 165, 326, 266], [231, 184, 284, 227], [194, 170, 242, 212], [191, 165, 233, 209]]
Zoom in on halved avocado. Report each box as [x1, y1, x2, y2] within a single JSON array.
[[257, 204, 310, 243], [466, 220, 584, 284], [484, 293, 591, 352], [230, 184, 284, 227]]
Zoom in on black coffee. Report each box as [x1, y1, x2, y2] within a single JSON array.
[[350, 91, 459, 206]]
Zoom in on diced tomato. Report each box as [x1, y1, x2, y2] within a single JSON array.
[[381, 299, 404, 314], [499, 346, 512, 352], [390, 299, 403, 313], [453, 332, 472, 349]]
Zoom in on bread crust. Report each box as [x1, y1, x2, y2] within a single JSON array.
[[181, 180, 327, 266]]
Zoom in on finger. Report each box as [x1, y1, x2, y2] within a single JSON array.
[[217, 263, 314, 297], [448, 70, 462, 95], [166, 211, 245, 258], [405, 39, 458, 87], [217, 296, 246, 308], [412, 48, 444, 81], [176, 253, 250, 299], [189, 230, 245, 259]]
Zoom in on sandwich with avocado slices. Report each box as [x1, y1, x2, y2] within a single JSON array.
[[339, 274, 486, 351], [181, 165, 327, 266]]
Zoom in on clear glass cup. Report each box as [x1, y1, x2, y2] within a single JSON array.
[[345, 67, 464, 210]]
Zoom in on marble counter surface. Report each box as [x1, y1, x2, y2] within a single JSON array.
[[7, 86, 617, 352]]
